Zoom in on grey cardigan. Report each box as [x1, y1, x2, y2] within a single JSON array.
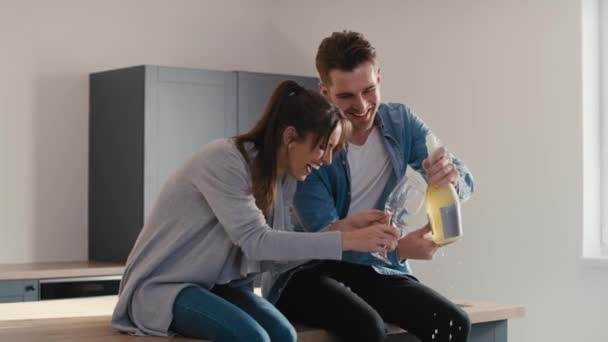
[[111, 139, 342, 336]]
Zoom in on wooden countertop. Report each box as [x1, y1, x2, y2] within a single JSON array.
[[0, 295, 525, 324], [0, 316, 343, 342], [0, 263, 527, 323], [453, 300, 526, 324], [0, 261, 125, 281], [0, 295, 525, 342], [0, 264, 526, 340]]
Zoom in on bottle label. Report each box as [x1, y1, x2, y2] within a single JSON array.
[[440, 204, 462, 239]]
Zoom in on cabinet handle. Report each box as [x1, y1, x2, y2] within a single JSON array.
[[24, 285, 35, 292]]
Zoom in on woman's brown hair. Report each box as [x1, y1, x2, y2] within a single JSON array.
[[235, 80, 350, 215]]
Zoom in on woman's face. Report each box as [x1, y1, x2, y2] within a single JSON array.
[[285, 123, 343, 181]]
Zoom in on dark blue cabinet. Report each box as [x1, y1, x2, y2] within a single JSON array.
[[0, 280, 39, 303], [89, 66, 317, 263]]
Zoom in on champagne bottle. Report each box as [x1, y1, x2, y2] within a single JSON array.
[[425, 133, 463, 245]]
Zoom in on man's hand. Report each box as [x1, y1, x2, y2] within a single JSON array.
[[341, 223, 400, 253], [330, 209, 388, 232], [423, 147, 459, 189], [397, 223, 439, 260]]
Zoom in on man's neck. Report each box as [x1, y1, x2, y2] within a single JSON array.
[[350, 127, 375, 146]]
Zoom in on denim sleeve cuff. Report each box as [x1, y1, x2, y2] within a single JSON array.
[[318, 223, 334, 232], [457, 174, 474, 202], [389, 248, 405, 264]]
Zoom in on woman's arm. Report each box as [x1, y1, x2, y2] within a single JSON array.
[[190, 141, 343, 262]]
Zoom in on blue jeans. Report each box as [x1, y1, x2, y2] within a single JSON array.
[[171, 284, 297, 342]]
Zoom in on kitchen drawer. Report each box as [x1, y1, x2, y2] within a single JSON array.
[[0, 280, 39, 302]]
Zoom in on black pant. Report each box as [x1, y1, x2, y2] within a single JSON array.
[[276, 261, 470, 342]]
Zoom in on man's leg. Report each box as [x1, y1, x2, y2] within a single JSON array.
[[276, 263, 387, 342], [354, 273, 470, 342], [316, 261, 470, 342]]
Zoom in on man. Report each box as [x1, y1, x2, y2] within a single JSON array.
[[264, 31, 475, 342]]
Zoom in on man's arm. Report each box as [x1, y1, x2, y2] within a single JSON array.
[[404, 106, 475, 202], [292, 167, 340, 232], [394, 105, 475, 261]]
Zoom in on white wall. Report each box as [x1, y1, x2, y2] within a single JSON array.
[[0, 0, 279, 263], [269, 0, 608, 341], [1, 0, 607, 341]]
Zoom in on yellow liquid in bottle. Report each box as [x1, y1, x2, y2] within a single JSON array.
[[425, 183, 462, 245]]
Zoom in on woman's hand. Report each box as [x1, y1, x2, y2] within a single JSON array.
[[341, 224, 399, 253], [330, 210, 388, 232]]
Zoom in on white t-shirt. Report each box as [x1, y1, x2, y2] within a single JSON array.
[[347, 127, 392, 216]]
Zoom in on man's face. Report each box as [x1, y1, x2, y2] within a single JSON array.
[[320, 62, 381, 135]]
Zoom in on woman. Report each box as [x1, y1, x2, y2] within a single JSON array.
[[111, 80, 399, 342]]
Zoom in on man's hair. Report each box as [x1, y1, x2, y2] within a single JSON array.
[[316, 30, 377, 85]]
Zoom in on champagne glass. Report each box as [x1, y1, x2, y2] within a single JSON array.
[[372, 174, 425, 263]]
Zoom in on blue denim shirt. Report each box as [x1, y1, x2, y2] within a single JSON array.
[[262, 102, 475, 303]]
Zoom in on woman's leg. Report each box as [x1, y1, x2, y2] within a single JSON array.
[[171, 286, 270, 342], [213, 284, 297, 342]]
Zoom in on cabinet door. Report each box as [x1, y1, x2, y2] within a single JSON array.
[[0, 280, 39, 302], [144, 66, 238, 216], [236, 72, 318, 133]]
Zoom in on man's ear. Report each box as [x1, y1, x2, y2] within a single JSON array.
[[376, 67, 381, 85], [319, 82, 329, 98], [283, 126, 298, 147]]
